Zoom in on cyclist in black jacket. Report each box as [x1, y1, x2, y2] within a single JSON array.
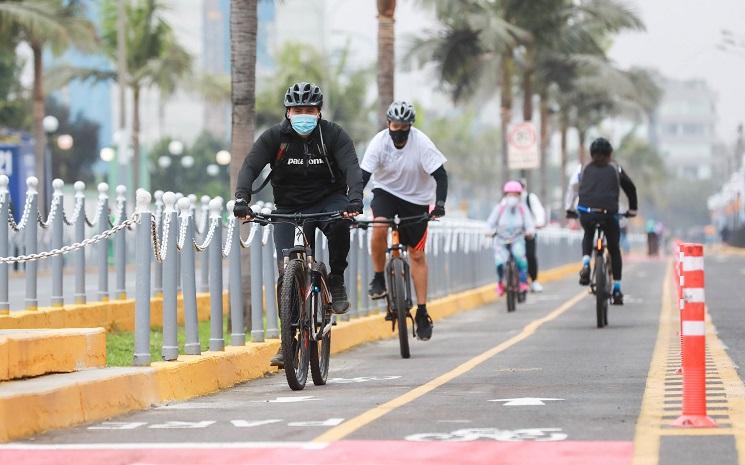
[[233, 82, 364, 368], [565, 138, 637, 305]]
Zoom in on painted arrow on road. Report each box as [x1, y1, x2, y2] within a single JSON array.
[[488, 397, 564, 406]]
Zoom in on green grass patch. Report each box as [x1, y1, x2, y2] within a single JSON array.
[[106, 316, 232, 366]]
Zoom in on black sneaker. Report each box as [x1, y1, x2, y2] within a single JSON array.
[[611, 289, 624, 306], [579, 265, 591, 286], [368, 275, 387, 300], [415, 310, 433, 341], [328, 274, 350, 314], [269, 347, 284, 369]]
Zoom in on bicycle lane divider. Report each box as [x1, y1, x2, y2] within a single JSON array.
[[631, 260, 745, 465], [313, 289, 588, 443]]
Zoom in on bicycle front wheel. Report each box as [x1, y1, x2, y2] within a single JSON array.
[[594, 256, 608, 328], [310, 264, 331, 386], [389, 258, 411, 359], [506, 261, 517, 313], [280, 259, 310, 390]]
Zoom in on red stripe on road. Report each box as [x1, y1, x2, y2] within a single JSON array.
[[0, 440, 632, 465]]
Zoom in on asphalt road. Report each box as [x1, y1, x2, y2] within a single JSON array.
[[3, 253, 745, 465]]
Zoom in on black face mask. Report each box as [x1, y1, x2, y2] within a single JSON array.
[[389, 128, 410, 148]]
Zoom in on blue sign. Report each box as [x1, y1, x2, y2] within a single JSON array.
[[0, 132, 35, 222]]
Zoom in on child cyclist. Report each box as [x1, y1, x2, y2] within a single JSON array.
[[486, 181, 536, 296]]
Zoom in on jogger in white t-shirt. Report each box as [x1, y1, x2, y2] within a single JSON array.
[[360, 101, 448, 341]]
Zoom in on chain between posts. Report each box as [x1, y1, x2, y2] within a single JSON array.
[[0, 215, 139, 264], [194, 217, 218, 252]]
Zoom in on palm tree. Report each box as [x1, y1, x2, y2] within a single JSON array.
[[230, 0, 258, 331], [49, 0, 191, 191], [377, 0, 396, 129], [0, 0, 96, 210]]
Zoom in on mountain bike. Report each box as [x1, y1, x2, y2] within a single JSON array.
[[491, 234, 528, 313], [355, 214, 431, 359], [248, 211, 349, 390]]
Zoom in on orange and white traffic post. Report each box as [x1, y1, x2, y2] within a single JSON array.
[[673, 243, 716, 428]]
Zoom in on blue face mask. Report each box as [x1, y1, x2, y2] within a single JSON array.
[[290, 114, 318, 136]]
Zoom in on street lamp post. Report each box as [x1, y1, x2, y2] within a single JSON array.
[[42, 115, 59, 217]]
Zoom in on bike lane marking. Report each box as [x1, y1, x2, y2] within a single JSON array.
[[313, 289, 588, 443]]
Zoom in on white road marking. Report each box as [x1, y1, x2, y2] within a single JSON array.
[[288, 418, 344, 427], [230, 420, 282, 428], [254, 396, 319, 403], [87, 422, 147, 430], [148, 421, 216, 429], [328, 376, 401, 384], [0, 442, 328, 450], [488, 397, 564, 406], [405, 427, 568, 442]]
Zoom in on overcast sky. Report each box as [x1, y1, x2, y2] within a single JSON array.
[[609, 0, 745, 142]]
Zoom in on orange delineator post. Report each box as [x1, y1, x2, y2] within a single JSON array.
[[673, 243, 716, 428]]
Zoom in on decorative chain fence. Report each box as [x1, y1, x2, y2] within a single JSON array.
[[0, 175, 590, 366]]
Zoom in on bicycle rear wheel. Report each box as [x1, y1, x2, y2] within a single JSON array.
[[310, 264, 331, 386], [604, 254, 612, 326], [594, 255, 608, 328], [506, 261, 517, 313], [389, 258, 411, 359], [280, 259, 310, 390]]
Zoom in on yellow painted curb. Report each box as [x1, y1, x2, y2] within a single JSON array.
[[0, 262, 579, 442], [0, 292, 228, 332], [0, 328, 106, 381]]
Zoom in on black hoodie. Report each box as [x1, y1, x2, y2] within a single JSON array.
[[235, 119, 364, 210]]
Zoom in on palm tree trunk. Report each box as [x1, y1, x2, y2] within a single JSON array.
[[31, 42, 47, 215], [559, 112, 568, 210], [578, 128, 587, 165], [500, 50, 513, 186], [376, 0, 396, 129], [538, 92, 549, 202], [231, 0, 258, 332], [131, 85, 141, 190], [520, 47, 534, 185]]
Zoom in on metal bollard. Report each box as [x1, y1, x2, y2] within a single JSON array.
[[178, 197, 200, 355], [133, 189, 152, 367], [50, 179, 64, 307], [348, 229, 358, 317], [73, 181, 86, 304], [96, 183, 109, 301], [114, 185, 127, 300], [0, 175, 8, 314], [153, 190, 164, 297], [175, 193, 183, 292], [24, 178, 38, 310], [249, 204, 264, 342], [359, 228, 369, 316], [161, 192, 179, 361], [226, 200, 245, 346], [208, 197, 225, 351], [263, 218, 279, 338], [199, 195, 210, 293]]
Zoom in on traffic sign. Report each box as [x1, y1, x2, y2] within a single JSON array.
[[507, 122, 540, 170]]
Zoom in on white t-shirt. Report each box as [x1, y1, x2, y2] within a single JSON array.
[[361, 127, 447, 205]]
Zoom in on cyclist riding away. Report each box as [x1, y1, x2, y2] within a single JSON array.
[[487, 181, 535, 296], [519, 178, 547, 292], [360, 101, 448, 341], [564, 137, 637, 305], [233, 81, 364, 368]]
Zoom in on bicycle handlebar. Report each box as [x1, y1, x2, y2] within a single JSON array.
[[242, 210, 348, 226], [352, 213, 434, 230]]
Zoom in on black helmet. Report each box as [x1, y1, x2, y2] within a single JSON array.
[[284, 82, 323, 108], [589, 137, 613, 158], [386, 101, 416, 123]]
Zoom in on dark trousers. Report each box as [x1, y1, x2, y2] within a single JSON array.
[[580, 213, 622, 281], [525, 235, 538, 281], [273, 193, 349, 277]]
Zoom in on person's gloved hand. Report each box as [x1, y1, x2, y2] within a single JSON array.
[[344, 198, 363, 217], [566, 209, 578, 219], [233, 197, 252, 219], [431, 201, 446, 218], [627, 210, 637, 218]]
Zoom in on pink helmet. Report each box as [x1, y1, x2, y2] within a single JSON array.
[[503, 180, 523, 194]]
